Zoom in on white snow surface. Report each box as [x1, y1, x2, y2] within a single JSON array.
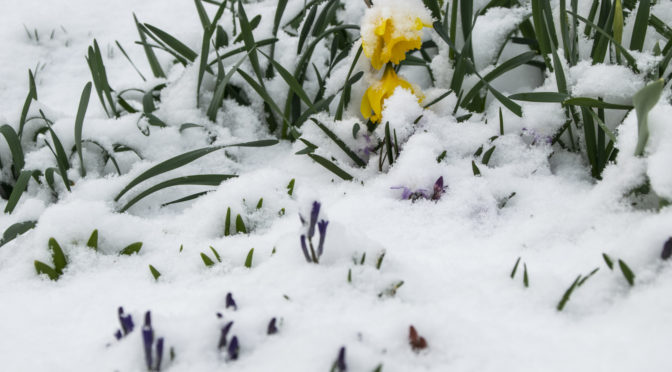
[[1, 1, 672, 371]]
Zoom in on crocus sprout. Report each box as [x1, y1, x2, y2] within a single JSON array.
[[142, 311, 165, 371], [299, 201, 329, 264], [114, 306, 135, 340], [225, 292, 237, 310], [392, 176, 446, 202], [218, 321, 234, 350], [330, 346, 347, 372], [267, 318, 278, 335]]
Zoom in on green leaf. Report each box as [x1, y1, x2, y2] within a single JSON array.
[[4, 170, 32, 214], [629, 0, 650, 51], [18, 70, 38, 139], [210, 246, 222, 263], [144, 23, 198, 62], [86, 229, 98, 251], [237, 69, 289, 126], [235, 214, 247, 234], [510, 257, 521, 278], [256, 198, 263, 209], [207, 51, 251, 122], [224, 207, 231, 236], [297, 4, 318, 55], [600, 253, 614, 271], [0, 124, 25, 179], [149, 264, 161, 280], [472, 161, 481, 176], [462, 51, 537, 107], [74, 82, 92, 177], [115, 41, 147, 82], [509, 92, 569, 102], [201, 252, 215, 267], [557, 275, 581, 311], [563, 97, 633, 110], [120, 242, 143, 255], [115, 140, 277, 201], [119, 174, 237, 212], [260, 50, 313, 107], [161, 190, 212, 207], [618, 259, 635, 286], [307, 154, 353, 181], [244, 247, 254, 268], [35, 260, 60, 281], [422, 0, 441, 21], [0, 220, 37, 247], [482, 146, 496, 165], [335, 45, 363, 120], [287, 179, 295, 196], [48, 237, 67, 273], [238, 1, 264, 83], [134, 13, 165, 78], [45, 122, 72, 192], [309, 118, 366, 167], [633, 79, 664, 156]]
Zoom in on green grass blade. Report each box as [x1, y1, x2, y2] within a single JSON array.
[[120, 242, 142, 255], [563, 97, 633, 110], [161, 190, 212, 207], [629, 0, 650, 51], [335, 45, 363, 120], [237, 69, 289, 125], [509, 92, 569, 102], [134, 13, 165, 78], [298, 4, 318, 54], [462, 51, 536, 106], [238, 1, 264, 83], [207, 51, 251, 121], [144, 23, 198, 62], [224, 207, 231, 236], [210, 246, 222, 262], [310, 118, 366, 167], [194, 0, 211, 30], [18, 70, 38, 139], [119, 174, 236, 212], [557, 275, 581, 311], [633, 79, 664, 156], [115, 41, 147, 81], [45, 124, 71, 192], [308, 154, 353, 181], [114, 139, 277, 201], [260, 50, 312, 106], [74, 82, 92, 177]]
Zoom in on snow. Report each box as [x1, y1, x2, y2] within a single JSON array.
[[1, 0, 672, 371]]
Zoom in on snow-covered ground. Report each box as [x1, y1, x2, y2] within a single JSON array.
[[1, 0, 672, 371]]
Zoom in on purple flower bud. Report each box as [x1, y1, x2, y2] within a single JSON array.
[[227, 336, 240, 360], [155, 337, 164, 371], [267, 318, 278, 335], [142, 326, 154, 370], [144, 311, 152, 328], [335, 346, 346, 372], [218, 321, 233, 350], [317, 220, 329, 257], [114, 329, 122, 340], [225, 292, 237, 310], [118, 307, 134, 335], [431, 176, 446, 201], [663, 237, 672, 260], [300, 235, 311, 263], [216, 312, 223, 319], [308, 201, 321, 239]]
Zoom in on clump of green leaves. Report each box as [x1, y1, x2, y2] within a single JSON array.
[[34, 238, 67, 281]]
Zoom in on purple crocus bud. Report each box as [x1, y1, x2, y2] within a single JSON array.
[[267, 318, 278, 335], [317, 220, 329, 257], [155, 337, 164, 371], [300, 235, 311, 263], [142, 326, 154, 370], [431, 176, 446, 201], [308, 201, 321, 239], [218, 321, 234, 350], [225, 292, 237, 310], [227, 336, 240, 360], [663, 237, 672, 260], [118, 307, 134, 335], [216, 312, 223, 319], [144, 311, 152, 328], [335, 346, 346, 372], [114, 329, 123, 340]]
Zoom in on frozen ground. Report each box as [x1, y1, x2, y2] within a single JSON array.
[[1, 0, 672, 371]]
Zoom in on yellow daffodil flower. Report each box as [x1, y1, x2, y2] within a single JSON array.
[[360, 1, 433, 70], [361, 65, 422, 124]]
